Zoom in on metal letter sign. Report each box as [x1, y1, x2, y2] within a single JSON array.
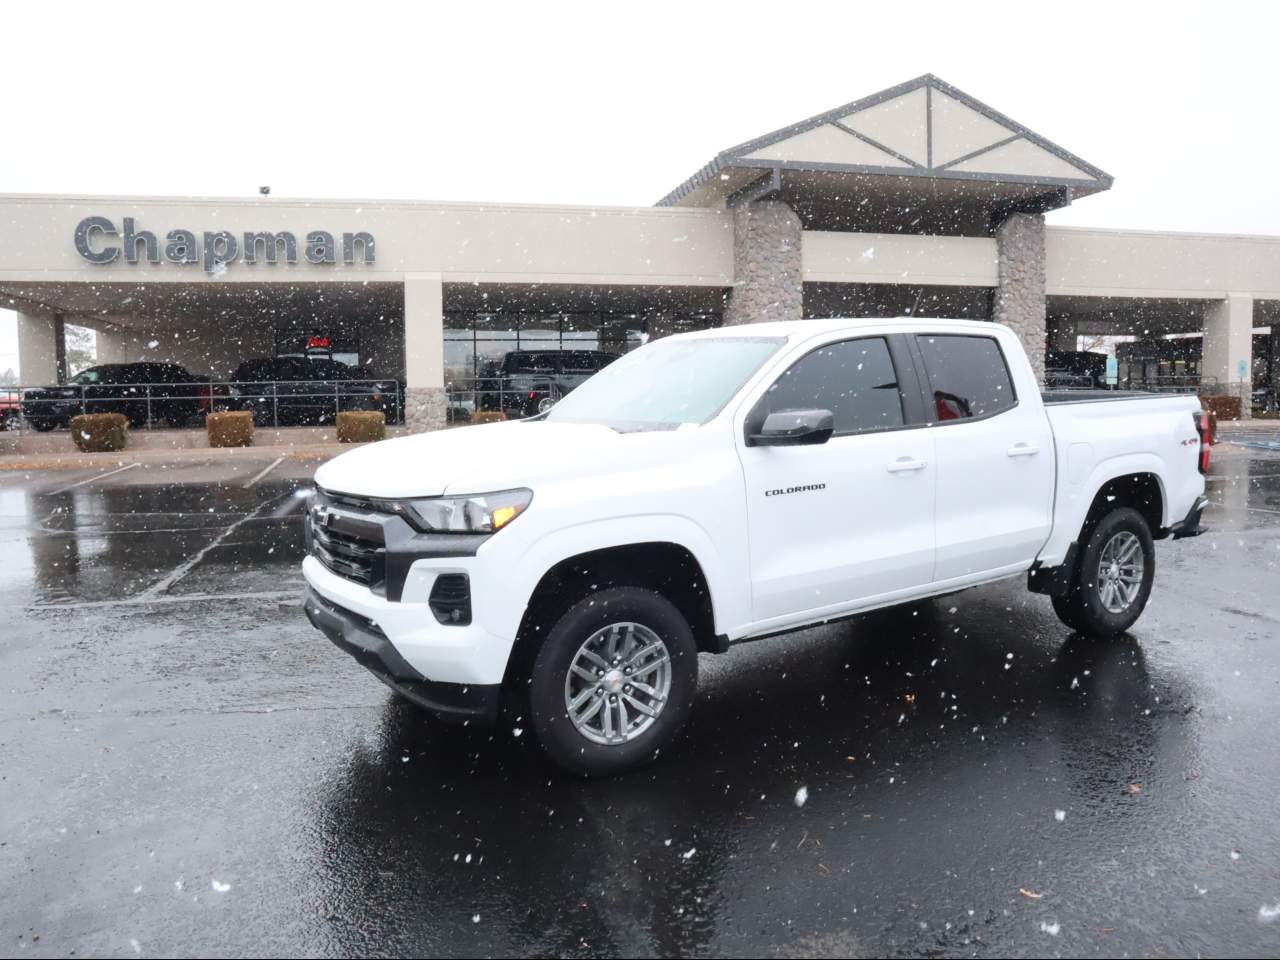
[[73, 217, 376, 273]]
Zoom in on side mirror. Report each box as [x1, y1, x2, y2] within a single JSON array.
[[748, 408, 834, 446]]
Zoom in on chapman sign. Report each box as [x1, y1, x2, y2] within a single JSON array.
[[73, 216, 376, 274]]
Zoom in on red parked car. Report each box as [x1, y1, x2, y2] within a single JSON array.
[[1, 390, 20, 431]]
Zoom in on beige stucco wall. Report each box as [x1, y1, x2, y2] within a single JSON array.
[[0, 194, 734, 288], [801, 230, 998, 286], [1045, 226, 1280, 300], [800, 225, 1280, 303]]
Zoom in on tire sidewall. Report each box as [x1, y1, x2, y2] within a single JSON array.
[[1076, 507, 1155, 635], [528, 587, 697, 777]]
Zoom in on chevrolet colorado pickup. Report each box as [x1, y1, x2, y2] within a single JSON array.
[[303, 318, 1210, 776]]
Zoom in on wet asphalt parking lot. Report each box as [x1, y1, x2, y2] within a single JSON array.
[[2, 446, 1280, 958]]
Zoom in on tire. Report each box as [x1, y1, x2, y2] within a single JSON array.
[[1, 411, 19, 432], [527, 586, 698, 777], [1051, 507, 1155, 638], [29, 419, 58, 432]]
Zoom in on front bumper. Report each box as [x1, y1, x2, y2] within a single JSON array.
[[304, 585, 500, 723], [302, 555, 515, 686]]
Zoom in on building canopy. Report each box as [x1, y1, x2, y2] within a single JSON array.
[[659, 75, 1112, 233]]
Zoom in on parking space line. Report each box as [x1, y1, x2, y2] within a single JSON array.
[[27, 589, 300, 611], [137, 496, 282, 599], [242, 455, 285, 489], [49, 462, 140, 495]]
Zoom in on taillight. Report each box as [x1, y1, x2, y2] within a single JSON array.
[[1194, 410, 1211, 474]]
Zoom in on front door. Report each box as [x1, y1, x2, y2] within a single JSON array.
[[738, 335, 936, 625]]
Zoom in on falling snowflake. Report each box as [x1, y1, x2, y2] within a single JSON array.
[[794, 786, 809, 808]]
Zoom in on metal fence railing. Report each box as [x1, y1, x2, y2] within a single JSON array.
[[444, 376, 566, 423], [0, 379, 404, 434]]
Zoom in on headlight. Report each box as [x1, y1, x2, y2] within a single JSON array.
[[388, 488, 532, 534]]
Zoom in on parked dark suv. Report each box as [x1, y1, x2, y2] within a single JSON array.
[[21, 363, 209, 431], [228, 357, 402, 426], [475, 349, 618, 417]]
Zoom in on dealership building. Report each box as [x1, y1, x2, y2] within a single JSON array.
[[2, 74, 1278, 429]]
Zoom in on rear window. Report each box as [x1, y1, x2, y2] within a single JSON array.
[[233, 361, 276, 381], [505, 353, 558, 374], [916, 334, 1016, 421]]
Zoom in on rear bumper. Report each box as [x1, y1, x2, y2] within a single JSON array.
[[1169, 494, 1209, 539], [304, 585, 500, 723]]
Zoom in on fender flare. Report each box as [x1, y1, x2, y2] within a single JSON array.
[[499, 513, 738, 641], [1064, 452, 1170, 541]]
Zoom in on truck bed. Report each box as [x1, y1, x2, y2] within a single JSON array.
[[1041, 389, 1198, 405]]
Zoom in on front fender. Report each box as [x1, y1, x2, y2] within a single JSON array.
[[494, 513, 743, 645]]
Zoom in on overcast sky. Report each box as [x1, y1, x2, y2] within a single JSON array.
[[3, 0, 1278, 376]]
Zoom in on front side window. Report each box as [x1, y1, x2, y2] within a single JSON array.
[[916, 334, 1016, 421], [758, 337, 905, 435]]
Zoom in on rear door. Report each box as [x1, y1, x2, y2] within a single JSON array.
[[912, 332, 1054, 580], [738, 334, 936, 623]]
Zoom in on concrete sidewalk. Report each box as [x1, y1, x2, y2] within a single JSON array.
[[0, 423, 408, 455], [0, 441, 354, 472], [1216, 418, 1280, 450]]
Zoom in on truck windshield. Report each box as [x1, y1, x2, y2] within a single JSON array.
[[544, 335, 784, 430]]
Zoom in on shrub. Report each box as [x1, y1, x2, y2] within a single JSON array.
[[471, 411, 507, 425], [69, 413, 129, 453], [206, 410, 254, 448], [336, 410, 386, 444]]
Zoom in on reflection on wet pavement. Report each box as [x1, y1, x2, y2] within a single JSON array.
[[2, 446, 1280, 957]]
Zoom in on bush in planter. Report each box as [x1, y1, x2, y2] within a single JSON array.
[[471, 411, 507, 425], [69, 413, 128, 452], [336, 410, 386, 443], [206, 410, 254, 448]]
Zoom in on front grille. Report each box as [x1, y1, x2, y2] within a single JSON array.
[[310, 491, 387, 588]]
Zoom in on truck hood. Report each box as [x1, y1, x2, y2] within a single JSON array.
[[313, 419, 667, 498]]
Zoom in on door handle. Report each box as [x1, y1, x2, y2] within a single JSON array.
[[1007, 443, 1040, 457], [886, 457, 928, 473]]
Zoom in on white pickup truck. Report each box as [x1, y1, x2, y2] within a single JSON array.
[[303, 318, 1210, 775]]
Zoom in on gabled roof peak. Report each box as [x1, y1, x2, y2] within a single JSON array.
[[659, 75, 1112, 209]]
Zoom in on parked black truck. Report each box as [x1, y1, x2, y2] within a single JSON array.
[[227, 357, 403, 426], [20, 363, 213, 431], [475, 349, 618, 417]]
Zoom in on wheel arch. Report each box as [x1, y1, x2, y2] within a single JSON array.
[[503, 538, 726, 689], [1079, 467, 1167, 541]]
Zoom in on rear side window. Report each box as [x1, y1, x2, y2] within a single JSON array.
[[761, 337, 904, 435], [915, 334, 1016, 421]]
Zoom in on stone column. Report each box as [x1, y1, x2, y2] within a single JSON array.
[[16, 310, 62, 385], [993, 212, 1047, 385], [723, 200, 803, 326], [403, 273, 447, 432], [1203, 293, 1254, 419]]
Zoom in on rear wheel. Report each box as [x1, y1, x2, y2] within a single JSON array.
[[527, 587, 697, 777], [1051, 507, 1155, 638]]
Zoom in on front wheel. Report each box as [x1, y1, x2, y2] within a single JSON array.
[[1052, 506, 1155, 638], [527, 587, 698, 777]]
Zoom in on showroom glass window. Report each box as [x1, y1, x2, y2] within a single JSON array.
[[915, 334, 1017, 421], [761, 336, 905, 434]]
